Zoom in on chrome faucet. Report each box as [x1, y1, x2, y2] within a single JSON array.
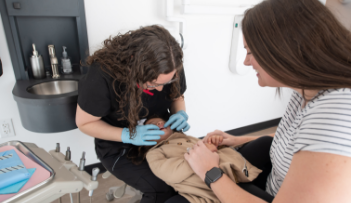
[[48, 45, 60, 78]]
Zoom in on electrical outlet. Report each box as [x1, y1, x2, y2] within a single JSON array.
[[0, 119, 16, 138]]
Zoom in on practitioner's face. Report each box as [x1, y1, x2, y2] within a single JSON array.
[[145, 118, 173, 143], [144, 70, 177, 92]]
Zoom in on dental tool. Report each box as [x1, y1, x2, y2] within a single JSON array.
[[89, 167, 100, 203], [65, 147, 71, 161], [77, 151, 85, 203], [55, 143, 60, 152], [1, 141, 100, 203], [78, 152, 86, 171]]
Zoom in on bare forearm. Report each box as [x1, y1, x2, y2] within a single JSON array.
[[170, 95, 186, 113], [78, 119, 123, 142], [211, 175, 267, 203]]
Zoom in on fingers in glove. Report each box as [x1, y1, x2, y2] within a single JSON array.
[[142, 140, 158, 146], [144, 124, 161, 130], [170, 118, 183, 130], [143, 135, 161, 141], [145, 130, 165, 136], [164, 116, 176, 128], [183, 124, 190, 132], [176, 120, 187, 131]]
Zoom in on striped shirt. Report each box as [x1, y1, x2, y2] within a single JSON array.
[[266, 88, 351, 196]]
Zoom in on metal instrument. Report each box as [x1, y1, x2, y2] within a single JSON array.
[[30, 44, 45, 79], [48, 45, 60, 78], [55, 143, 60, 152], [89, 167, 100, 203], [65, 147, 71, 161], [0, 141, 99, 203], [78, 152, 86, 171]]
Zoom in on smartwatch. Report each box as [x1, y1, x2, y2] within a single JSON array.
[[204, 167, 224, 188]]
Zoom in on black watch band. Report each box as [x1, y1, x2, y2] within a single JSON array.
[[204, 167, 224, 189]]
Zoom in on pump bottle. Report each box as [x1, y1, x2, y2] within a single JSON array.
[[61, 46, 72, 74], [30, 44, 45, 79]]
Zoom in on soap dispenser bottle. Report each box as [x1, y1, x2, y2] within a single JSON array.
[[30, 44, 45, 79], [61, 46, 72, 74]]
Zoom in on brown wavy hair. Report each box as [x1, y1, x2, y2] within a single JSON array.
[[86, 25, 183, 138], [242, 0, 351, 99]]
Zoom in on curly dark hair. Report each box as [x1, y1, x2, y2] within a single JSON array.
[[86, 25, 184, 138]]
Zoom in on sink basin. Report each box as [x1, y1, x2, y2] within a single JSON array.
[[27, 80, 78, 95]]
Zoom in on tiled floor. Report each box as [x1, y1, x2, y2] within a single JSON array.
[[53, 126, 277, 203]]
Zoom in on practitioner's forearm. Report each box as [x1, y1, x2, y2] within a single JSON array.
[[76, 104, 124, 142], [170, 95, 185, 114], [78, 119, 123, 142]]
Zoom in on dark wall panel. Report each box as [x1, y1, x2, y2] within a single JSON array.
[[16, 16, 80, 73], [0, 0, 88, 80], [5, 0, 79, 17]]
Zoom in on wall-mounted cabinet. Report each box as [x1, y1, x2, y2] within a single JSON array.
[[0, 0, 89, 133]]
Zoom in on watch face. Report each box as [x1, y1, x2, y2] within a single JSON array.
[[207, 167, 223, 181]]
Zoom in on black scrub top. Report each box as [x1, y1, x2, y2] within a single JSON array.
[[78, 63, 187, 158]]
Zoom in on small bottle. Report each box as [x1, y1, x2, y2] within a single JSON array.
[[61, 46, 72, 74]]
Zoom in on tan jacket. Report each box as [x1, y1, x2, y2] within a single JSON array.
[[146, 133, 262, 203]]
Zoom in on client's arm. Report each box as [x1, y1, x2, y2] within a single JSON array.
[[203, 130, 274, 147], [186, 141, 351, 203], [146, 147, 194, 183]]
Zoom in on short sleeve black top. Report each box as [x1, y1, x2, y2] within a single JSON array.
[[78, 63, 187, 158]]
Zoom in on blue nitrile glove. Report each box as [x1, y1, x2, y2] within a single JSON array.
[[164, 110, 190, 132], [121, 125, 165, 146]]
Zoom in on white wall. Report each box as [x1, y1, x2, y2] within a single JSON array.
[[0, 0, 291, 165]]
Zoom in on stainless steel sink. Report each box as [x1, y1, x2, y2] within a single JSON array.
[[27, 80, 78, 95]]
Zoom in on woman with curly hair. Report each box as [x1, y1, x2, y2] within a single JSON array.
[[76, 25, 189, 203]]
